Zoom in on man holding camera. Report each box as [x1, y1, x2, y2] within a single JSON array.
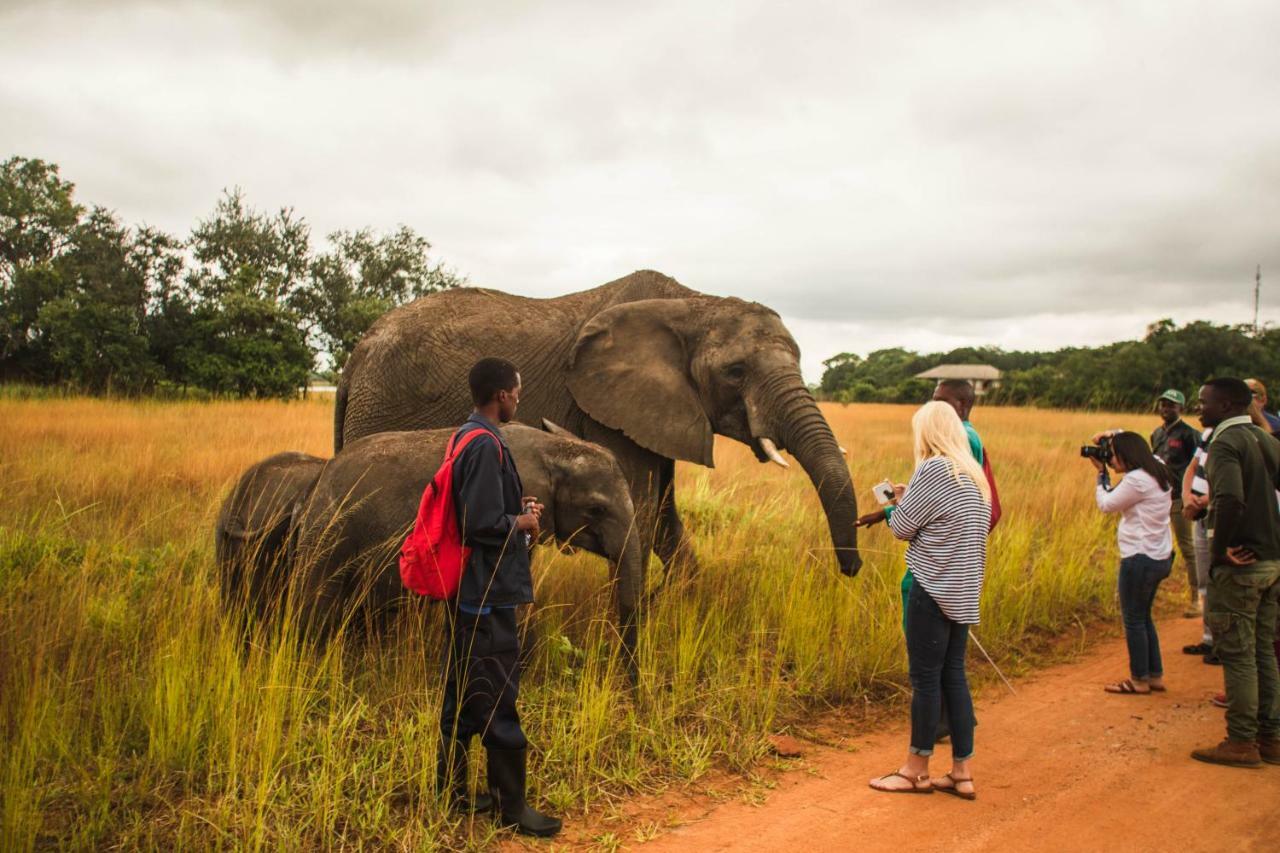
[[1190, 378, 1280, 769], [1150, 390, 1202, 617]]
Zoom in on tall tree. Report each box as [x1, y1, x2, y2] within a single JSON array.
[[0, 156, 83, 376], [37, 208, 164, 392], [301, 226, 464, 373], [183, 190, 314, 398]]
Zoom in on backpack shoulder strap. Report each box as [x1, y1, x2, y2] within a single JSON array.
[[449, 427, 503, 463]]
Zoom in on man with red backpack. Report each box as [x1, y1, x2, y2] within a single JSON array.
[[437, 357, 561, 837]]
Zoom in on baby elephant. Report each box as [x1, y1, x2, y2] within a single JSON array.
[[216, 450, 327, 623], [216, 421, 645, 660]]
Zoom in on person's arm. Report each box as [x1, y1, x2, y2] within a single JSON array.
[[1095, 468, 1145, 513], [1206, 440, 1245, 562], [454, 436, 519, 548], [887, 461, 947, 541], [1181, 459, 1198, 505]]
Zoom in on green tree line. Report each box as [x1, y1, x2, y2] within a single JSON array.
[[1, 156, 463, 397], [819, 319, 1280, 410]]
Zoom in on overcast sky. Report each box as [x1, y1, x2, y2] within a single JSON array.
[[3, 0, 1278, 379]]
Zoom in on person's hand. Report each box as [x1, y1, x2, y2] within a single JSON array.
[[1087, 456, 1105, 473], [515, 513, 541, 537], [1089, 429, 1119, 444], [1181, 493, 1208, 520], [522, 496, 544, 520], [1225, 546, 1258, 567], [892, 483, 906, 501], [856, 509, 887, 528]]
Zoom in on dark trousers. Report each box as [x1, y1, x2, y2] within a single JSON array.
[[906, 582, 975, 760], [440, 606, 527, 751], [1206, 560, 1280, 742], [1118, 554, 1172, 681]]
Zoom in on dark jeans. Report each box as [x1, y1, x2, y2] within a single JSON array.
[[1118, 554, 1172, 681], [440, 606, 527, 752], [906, 582, 975, 760]]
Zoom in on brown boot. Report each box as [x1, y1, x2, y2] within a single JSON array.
[[1259, 737, 1280, 766], [1191, 739, 1263, 768]]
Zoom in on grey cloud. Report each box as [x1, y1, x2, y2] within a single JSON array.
[[2, 0, 1279, 377]]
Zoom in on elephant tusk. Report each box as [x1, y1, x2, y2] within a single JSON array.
[[839, 446, 848, 456], [759, 437, 790, 469]]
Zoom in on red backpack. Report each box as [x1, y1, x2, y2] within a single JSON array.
[[399, 427, 501, 599]]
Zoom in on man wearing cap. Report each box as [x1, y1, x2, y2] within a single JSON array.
[[1152, 389, 1203, 616]]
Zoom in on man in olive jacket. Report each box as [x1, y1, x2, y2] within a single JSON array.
[[1192, 377, 1280, 768]]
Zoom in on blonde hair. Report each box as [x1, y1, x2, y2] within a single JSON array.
[[911, 401, 992, 504]]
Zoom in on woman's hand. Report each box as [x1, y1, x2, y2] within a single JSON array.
[[1086, 456, 1105, 473], [892, 483, 906, 501], [856, 508, 887, 528]]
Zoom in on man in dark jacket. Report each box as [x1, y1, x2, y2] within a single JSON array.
[[1191, 377, 1280, 769], [1150, 389, 1202, 615], [438, 357, 561, 837]]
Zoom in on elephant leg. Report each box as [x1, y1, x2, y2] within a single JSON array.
[[652, 459, 699, 580]]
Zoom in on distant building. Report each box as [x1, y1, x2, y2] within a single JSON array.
[[915, 364, 1003, 396]]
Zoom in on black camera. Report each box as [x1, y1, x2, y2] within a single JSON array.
[[1080, 435, 1113, 462]]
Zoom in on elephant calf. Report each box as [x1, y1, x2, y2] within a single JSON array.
[[216, 451, 327, 623], [216, 422, 644, 658]]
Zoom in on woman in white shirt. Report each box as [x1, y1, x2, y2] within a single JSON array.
[[1088, 431, 1175, 695]]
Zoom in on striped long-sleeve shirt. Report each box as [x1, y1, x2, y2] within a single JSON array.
[[887, 456, 989, 624]]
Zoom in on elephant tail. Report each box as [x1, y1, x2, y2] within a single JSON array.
[[333, 373, 349, 454]]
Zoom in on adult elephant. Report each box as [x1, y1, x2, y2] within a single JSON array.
[[335, 270, 861, 578], [220, 423, 645, 658]]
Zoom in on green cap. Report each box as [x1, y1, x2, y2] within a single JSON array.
[[1158, 389, 1186, 406]]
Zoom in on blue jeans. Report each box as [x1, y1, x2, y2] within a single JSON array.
[[1118, 553, 1172, 681], [906, 582, 975, 760]]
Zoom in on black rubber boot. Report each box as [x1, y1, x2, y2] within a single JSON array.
[[437, 739, 493, 814], [486, 747, 562, 838]]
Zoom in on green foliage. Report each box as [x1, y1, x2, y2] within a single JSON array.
[[820, 321, 1280, 410], [0, 156, 463, 398], [302, 227, 466, 372]]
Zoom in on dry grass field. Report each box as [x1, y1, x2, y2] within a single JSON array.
[[0, 395, 1165, 850]]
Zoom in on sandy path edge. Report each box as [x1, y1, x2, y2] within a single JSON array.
[[634, 617, 1276, 853]]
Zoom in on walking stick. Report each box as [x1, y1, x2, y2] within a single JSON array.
[[970, 631, 1017, 696]]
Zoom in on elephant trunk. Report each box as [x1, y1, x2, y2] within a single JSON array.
[[608, 516, 646, 684], [755, 372, 862, 576]]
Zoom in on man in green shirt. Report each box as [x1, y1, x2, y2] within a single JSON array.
[[1191, 378, 1280, 769]]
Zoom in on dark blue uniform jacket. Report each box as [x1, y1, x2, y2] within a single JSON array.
[[450, 413, 534, 608]]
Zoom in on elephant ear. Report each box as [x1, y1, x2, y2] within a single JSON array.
[[566, 299, 714, 467], [541, 418, 576, 439]]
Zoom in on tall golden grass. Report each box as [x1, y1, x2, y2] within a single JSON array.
[[0, 396, 1161, 849]]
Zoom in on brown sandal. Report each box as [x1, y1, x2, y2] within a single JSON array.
[[933, 772, 977, 801], [1104, 678, 1151, 695], [869, 771, 934, 794]]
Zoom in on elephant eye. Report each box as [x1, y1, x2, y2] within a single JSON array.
[[724, 362, 747, 381]]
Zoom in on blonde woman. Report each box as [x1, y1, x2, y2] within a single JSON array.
[[866, 401, 992, 799]]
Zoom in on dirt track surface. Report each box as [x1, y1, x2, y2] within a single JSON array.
[[639, 618, 1277, 853]]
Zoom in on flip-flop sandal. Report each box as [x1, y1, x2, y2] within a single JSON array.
[[1104, 679, 1151, 695], [1149, 684, 1168, 693], [869, 771, 933, 794], [1183, 643, 1213, 655], [933, 772, 977, 801]]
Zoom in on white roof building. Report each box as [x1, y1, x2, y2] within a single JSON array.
[[915, 364, 1003, 395]]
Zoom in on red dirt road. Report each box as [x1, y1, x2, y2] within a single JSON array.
[[640, 618, 1277, 853]]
